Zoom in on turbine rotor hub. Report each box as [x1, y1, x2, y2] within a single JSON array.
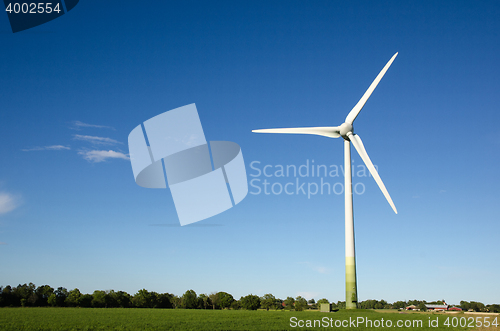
[[339, 122, 353, 139]]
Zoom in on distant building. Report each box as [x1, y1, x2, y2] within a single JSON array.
[[406, 303, 455, 311], [425, 305, 449, 311], [320, 303, 332, 312]]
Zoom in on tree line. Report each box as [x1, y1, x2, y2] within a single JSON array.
[[0, 283, 302, 310], [358, 299, 499, 313], [1, 283, 498, 313]]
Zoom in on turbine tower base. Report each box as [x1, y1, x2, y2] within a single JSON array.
[[345, 256, 358, 309]]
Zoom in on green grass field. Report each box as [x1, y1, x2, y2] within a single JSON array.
[[0, 307, 493, 330]]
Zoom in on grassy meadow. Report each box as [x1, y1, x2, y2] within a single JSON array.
[[1, 307, 496, 330]]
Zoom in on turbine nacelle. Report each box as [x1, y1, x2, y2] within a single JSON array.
[[339, 122, 353, 140]]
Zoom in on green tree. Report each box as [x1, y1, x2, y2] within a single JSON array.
[[104, 290, 118, 308], [170, 295, 181, 309], [181, 290, 198, 309], [393, 301, 407, 309], [92, 290, 107, 308], [218, 292, 234, 309], [275, 298, 284, 310], [230, 300, 241, 310], [284, 297, 295, 310], [133, 289, 158, 308], [47, 293, 57, 307], [156, 293, 173, 309], [360, 299, 377, 309], [111, 291, 132, 308], [13, 283, 36, 307], [261, 293, 276, 311], [150, 292, 160, 308], [35, 285, 54, 306], [198, 294, 210, 309], [80, 294, 93, 307], [295, 296, 308, 311], [487, 304, 500, 313], [470, 301, 485, 312], [65, 288, 82, 307], [1, 286, 14, 307], [54, 287, 68, 307], [209, 292, 219, 309], [336, 301, 346, 309], [418, 302, 428, 311], [240, 294, 261, 310]]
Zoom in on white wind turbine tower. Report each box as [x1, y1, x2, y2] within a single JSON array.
[[253, 53, 398, 309]]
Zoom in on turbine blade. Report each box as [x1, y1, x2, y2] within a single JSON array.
[[349, 133, 397, 214], [345, 52, 398, 124], [252, 126, 341, 138]]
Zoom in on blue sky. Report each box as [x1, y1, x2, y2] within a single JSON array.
[[1, 1, 499, 305]]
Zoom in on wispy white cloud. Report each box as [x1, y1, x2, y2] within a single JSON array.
[[299, 261, 330, 274], [21, 145, 70, 152], [78, 150, 129, 163], [73, 135, 122, 145], [72, 121, 115, 130], [0, 192, 21, 215], [0, 242, 6, 245], [314, 266, 328, 274]]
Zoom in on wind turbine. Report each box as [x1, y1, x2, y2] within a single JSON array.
[[252, 53, 398, 309]]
